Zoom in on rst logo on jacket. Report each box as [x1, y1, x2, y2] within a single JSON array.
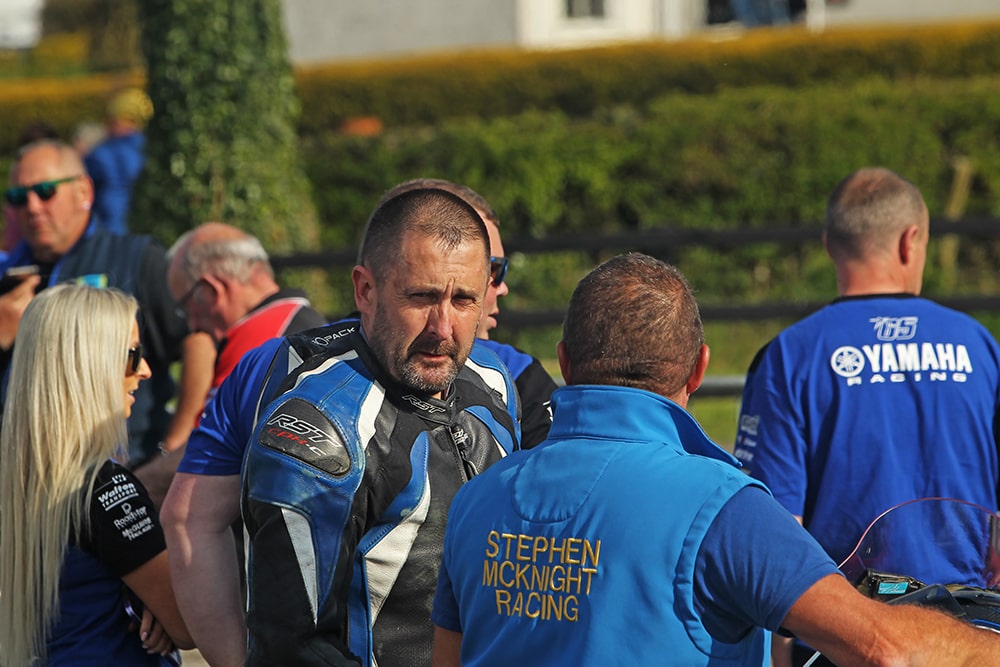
[[260, 397, 351, 475]]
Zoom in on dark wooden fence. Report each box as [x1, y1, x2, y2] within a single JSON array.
[[271, 216, 1000, 397]]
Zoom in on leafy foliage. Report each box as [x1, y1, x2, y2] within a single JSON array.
[[294, 74, 1000, 331], [131, 0, 318, 251]]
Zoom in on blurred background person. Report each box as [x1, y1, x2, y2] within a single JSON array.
[[133, 221, 326, 507], [1, 139, 212, 467], [730, 0, 790, 26], [4, 121, 62, 254], [72, 119, 109, 159], [84, 87, 153, 235], [0, 284, 193, 665]]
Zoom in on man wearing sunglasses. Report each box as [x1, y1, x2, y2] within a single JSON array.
[[0, 139, 213, 468]]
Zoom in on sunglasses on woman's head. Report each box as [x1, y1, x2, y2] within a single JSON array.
[[4, 176, 81, 207]]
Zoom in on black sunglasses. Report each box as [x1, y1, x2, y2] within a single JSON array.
[[490, 256, 509, 287], [4, 176, 81, 207], [126, 345, 143, 374]]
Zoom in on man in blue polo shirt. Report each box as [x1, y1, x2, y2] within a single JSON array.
[[432, 253, 1000, 666]]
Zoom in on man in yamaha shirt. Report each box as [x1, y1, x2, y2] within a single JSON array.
[[734, 167, 1000, 666], [239, 188, 520, 666]]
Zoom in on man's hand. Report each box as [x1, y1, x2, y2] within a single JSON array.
[[0, 274, 40, 349]]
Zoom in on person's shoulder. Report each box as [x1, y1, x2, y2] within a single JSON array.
[[283, 318, 361, 364], [78, 229, 155, 255], [462, 341, 519, 403], [476, 338, 537, 378], [752, 302, 844, 362], [83, 140, 112, 166], [467, 339, 517, 377], [916, 296, 991, 326], [287, 303, 328, 333]]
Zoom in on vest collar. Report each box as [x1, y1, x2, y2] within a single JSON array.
[[548, 384, 742, 468]]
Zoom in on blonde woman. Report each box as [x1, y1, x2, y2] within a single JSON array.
[[0, 285, 193, 665]]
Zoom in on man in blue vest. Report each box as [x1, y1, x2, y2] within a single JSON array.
[[432, 253, 1000, 666], [0, 139, 212, 464]]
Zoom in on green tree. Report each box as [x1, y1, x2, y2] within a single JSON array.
[[132, 0, 318, 251]]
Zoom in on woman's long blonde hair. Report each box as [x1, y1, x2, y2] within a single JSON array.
[[0, 284, 138, 666]]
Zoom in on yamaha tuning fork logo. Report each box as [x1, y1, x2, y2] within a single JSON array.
[[829, 316, 973, 386]]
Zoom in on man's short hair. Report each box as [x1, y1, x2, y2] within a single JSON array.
[[562, 253, 704, 397], [825, 167, 928, 262], [375, 179, 499, 228], [169, 229, 272, 284], [15, 139, 85, 175], [359, 188, 490, 281]]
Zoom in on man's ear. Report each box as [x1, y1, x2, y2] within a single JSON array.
[[685, 344, 710, 396], [199, 274, 225, 304], [556, 340, 571, 385], [899, 224, 921, 266], [353, 265, 376, 315], [75, 175, 95, 212]]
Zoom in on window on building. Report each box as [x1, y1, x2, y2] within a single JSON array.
[[566, 0, 605, 18]]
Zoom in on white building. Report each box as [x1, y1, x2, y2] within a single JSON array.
[[0, 0, 42, 49], [2, 0, 999, 61], [280, 0, 1000, 64]]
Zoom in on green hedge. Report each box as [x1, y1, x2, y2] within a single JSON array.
[[3, 20, 1000, 156], [292, 21, 1000, 130], [293, 73, 1000, 351]]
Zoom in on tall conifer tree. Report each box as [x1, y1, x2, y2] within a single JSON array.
[[132, 0, 318, 252]]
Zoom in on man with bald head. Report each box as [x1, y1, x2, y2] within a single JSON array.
[[166, 222, 325, 396], [734, 167, 1000, 666], [133, 222, 326, 504], [0, 139, 210, 464]]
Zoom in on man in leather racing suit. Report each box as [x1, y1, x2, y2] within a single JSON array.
[[241, 187, 521, 666]]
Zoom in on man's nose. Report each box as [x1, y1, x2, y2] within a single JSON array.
[[24, 190, 47, 214], [426, 303, 454, 339]]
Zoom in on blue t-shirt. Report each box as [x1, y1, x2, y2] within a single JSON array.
[[735, 294, 1000, 567], [178, 337, 283, 476]]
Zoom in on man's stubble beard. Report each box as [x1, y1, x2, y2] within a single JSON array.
[[369, 303, 471, 395]]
